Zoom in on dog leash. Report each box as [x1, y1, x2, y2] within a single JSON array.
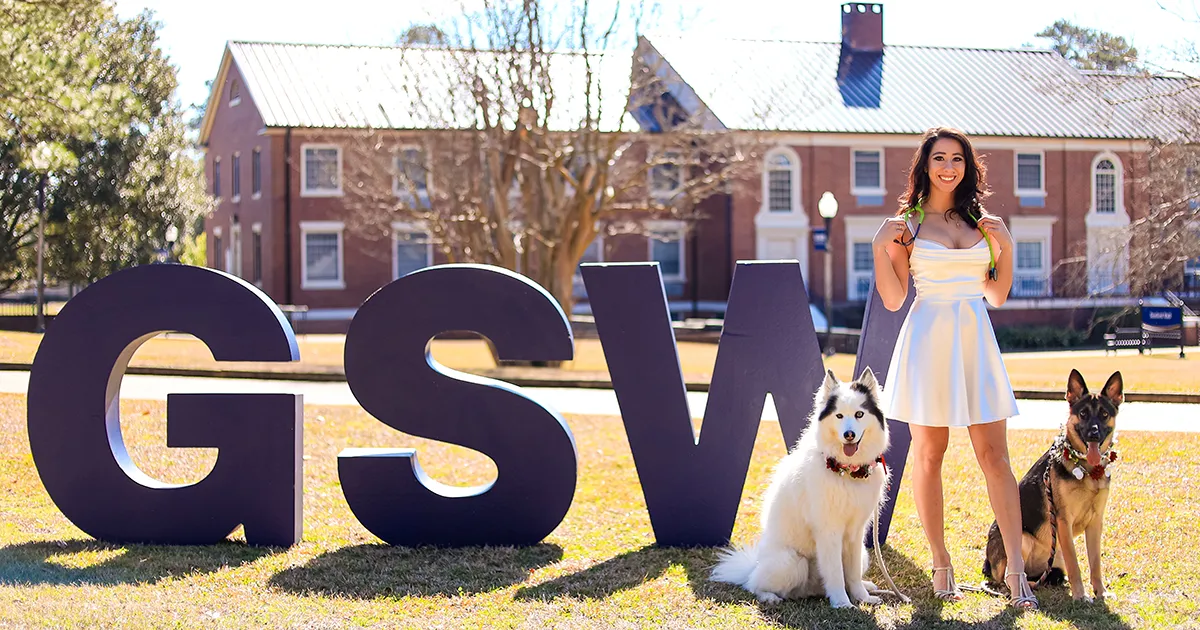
[[869, 458, 910, 603], [897, 202, 999, 281]]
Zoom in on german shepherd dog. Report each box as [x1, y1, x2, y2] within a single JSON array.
[[982, 369, 1122, 601]]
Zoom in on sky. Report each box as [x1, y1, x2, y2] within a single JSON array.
[[113, 0, 1200, 112]]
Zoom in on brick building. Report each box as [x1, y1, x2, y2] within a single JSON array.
[[198, 3, 1195, 332]]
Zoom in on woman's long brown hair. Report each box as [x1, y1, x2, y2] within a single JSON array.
[[897, 127, 991, 229]]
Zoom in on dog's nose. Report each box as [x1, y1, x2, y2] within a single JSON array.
[[843, 430, 857, 442]]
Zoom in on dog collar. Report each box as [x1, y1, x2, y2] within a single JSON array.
[[826, 455, 884, 479], [1052, 432, 1118, 480]]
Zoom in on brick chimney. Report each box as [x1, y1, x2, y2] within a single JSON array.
[[841, 3, 883, 53]]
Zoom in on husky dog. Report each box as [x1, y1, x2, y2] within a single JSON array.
[[710, 368, 891, 608], [983, 369, 1122, 601]]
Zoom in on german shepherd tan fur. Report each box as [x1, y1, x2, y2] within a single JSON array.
[[982, 369, 1122, 601]]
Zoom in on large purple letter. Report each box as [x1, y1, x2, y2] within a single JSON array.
[[27, 264, 303, 547], [581, 261, 825, 546], [857, 276, 915, 548], [338, 265, 577, 546]]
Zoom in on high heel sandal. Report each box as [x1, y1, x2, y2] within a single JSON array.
[[1005, 570, 1039, 610], [932, 566, 965, 601]]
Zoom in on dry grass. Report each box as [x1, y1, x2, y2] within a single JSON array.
[[0, 391, 1197, 628]]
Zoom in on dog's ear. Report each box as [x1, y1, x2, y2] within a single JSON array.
[[1066, 369, 1088, 406], [1101, 371, 1124, 407], [821, 369, 839, 393], [856, 366, 879, 393]]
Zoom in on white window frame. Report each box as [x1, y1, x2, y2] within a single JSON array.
[[1014, 150, 1047, 198], [392, 144, 431, 201], [648, 150, 685, 200], [1008, 215, 1057, 298], [1089, 152, 1125, 219], [300, 143, 343, 197], [211, 226, 223, 271], [851, 149, 886, 197], [300, 220, 346, 290], [646, 219, 687, 283], [212, 156, 221, 201], [762, 146, 802, 214], [229, 80, 241, 107], [844, 215, 888, 302], [391, 221, 434, 280]]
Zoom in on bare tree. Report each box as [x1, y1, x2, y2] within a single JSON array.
[[337, 0, 765, 317]]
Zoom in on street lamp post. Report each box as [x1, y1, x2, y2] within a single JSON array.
[[818, 191, 839, 355], [165, 225, 179, 263]]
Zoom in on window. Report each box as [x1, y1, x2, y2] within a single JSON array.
[[212, 227, 223, 271], [647, 221, 686, 291], [850, 242, 874, 301], [1015, 153, 1043, 192], [1012, 241, 1049, 297], [231, 153, 241, 202], [851, 150, 883, 194], [252, 149, 261, 197], [393, 147, 429, 199], [300, 221, 345, 289], [392, 222, 433, 279], [230, 223, 243, 277], [650, 151, 684, 199], [301, 144, 342, 196], [252, 223, 262, 285], [212, 157, 221, 199], [763, 148, 801, 213], [1094, 159, 1117, 214], [229, 80, 241, 107]]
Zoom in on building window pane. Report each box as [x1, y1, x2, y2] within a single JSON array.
[[650, 230, 683, 278], [252, 149, 261, 195], [1095, 160, 1116, 213], [305, 232, 340, 282], [304, 147, 340, 192], [395, 231, 430, 278], [252, 231, 262, 284], [768, 170, 792, 212], [853, 150, 881, 190], [232, 154, 241, 199], [395, 148, 428, 195], [853, 242, 873, 272], [650, 152, 683, 197], [1016, 241, 1042, 271], [213, 159, 221, 198], [1017, 153, 1042, 191]]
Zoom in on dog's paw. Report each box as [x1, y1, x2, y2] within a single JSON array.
[[856, 594, 882, 606], [861, 580, 878, 592], [756, 591, 783, 605], [828, 595, 854, 609]]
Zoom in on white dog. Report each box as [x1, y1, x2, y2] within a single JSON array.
[[711, 368, 892, 608]]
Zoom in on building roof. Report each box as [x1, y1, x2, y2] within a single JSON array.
[[200, 41, 636, 144], [1084, 72, 1200, 143], [641, 35, 1154, 140]]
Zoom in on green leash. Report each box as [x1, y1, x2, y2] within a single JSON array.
[[897, 203, 998, 281]]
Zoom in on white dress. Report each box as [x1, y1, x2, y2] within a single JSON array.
[[881, 235, 1020, 427]]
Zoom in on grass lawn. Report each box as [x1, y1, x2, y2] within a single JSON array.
[[2, 330, 1198, 394], [1, 392, 1197, 628]]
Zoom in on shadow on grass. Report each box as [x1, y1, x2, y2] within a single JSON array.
[[0, 539, 279, 586], [268, 543, 562, 598]]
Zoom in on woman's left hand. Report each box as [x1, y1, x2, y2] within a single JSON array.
[[978, 214, 1014, 250]]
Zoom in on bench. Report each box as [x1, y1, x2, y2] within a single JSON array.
[[1104, 327, 1143, 354]]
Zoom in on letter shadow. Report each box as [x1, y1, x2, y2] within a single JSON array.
[[0, 539, 280, 587], [268, 543, 562, 598]]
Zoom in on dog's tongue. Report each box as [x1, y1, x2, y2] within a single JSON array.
[[843, 443, 859, 457], [1087, 442, 1102, 467]]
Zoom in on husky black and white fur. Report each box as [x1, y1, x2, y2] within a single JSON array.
[[710, 368, 891, 608]]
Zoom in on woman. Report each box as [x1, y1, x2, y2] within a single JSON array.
[[871, 127, 1037, 610]]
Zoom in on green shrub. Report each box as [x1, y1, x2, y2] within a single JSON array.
[[994, 325, 1087, 350]]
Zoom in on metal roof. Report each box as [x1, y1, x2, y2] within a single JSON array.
[[641, 35, 1154, 139], [209, 41, 636, 139], [1084, 72, 1200, 143]]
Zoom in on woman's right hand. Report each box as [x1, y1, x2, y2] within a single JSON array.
[[872, 217, 908, 251]]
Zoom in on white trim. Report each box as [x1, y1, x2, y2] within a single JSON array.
[[300, 220, 346, 290], [231, 151, 242, 204], [1087, 151, 1128, 223], [648, 150, 684, 200], [250, 223, 263, 288], [1013, 150, 1047, 198], [844, 215, 889, 301], [390, 220, 434, 280], [230, 223, 243, 278], [392, 144, 431, 201], [229, 78, 241, 107], [300, 143, 343, 197], [1008, 215, 1057, 297], [645, 219, 687, 283], [761, 146, 803, 215], [212, 155, 222, 200], [754, 212, 811, 288], [851, 148, 886, 197], [212, 226, 222, 237], [747, 131, 1149, 153], [251, 147, 262, 199]]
